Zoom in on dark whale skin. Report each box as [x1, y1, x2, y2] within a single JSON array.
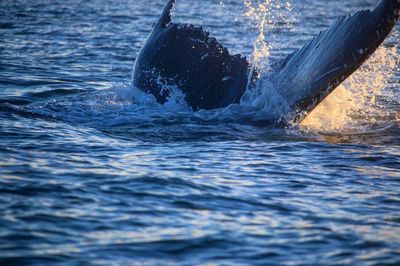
[[132, 0, 250, 111], [133, 0, 399, 122]]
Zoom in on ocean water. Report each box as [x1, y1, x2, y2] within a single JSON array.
[[1, 0, 400, 265]]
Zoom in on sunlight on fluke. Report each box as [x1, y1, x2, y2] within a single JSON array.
[[302, 45, 400, 132]]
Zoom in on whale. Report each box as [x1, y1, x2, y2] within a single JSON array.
[[132, 0, 400, 123]]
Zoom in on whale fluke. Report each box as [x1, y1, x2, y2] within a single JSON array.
[[274, 0, 400, 122], [132, 0, 250, 110], [156, 0, 175, 28], [133, 0, 399, 122]]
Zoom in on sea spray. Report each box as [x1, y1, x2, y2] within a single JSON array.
[[301, 45, 400, 133], [236, 0, 294, 122], [242, 0, 293, 75]]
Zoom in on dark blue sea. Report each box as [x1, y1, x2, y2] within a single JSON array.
[[1, 0, 400, 265]]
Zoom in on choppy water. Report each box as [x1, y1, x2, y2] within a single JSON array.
[[1, 0, 400, 264]]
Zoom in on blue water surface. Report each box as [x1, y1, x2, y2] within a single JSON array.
[[1, 0, 400, 265]]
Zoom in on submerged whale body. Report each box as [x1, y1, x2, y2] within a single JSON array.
[[133, 0, 400, 123]]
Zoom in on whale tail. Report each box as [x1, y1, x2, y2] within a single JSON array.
[[133, 0, 399, 123], [155, 0, 175, 29], [275, 0, 400, 123], [133, 0, 250, 110]]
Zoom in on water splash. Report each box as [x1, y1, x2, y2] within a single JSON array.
[[23, 81, 192, 128], [243, 0, 293, 75], [235, 0, 294, 122], [301, 44, 400, 133]]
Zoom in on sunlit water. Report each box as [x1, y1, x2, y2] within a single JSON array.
[[1, 0, 400, 264]]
